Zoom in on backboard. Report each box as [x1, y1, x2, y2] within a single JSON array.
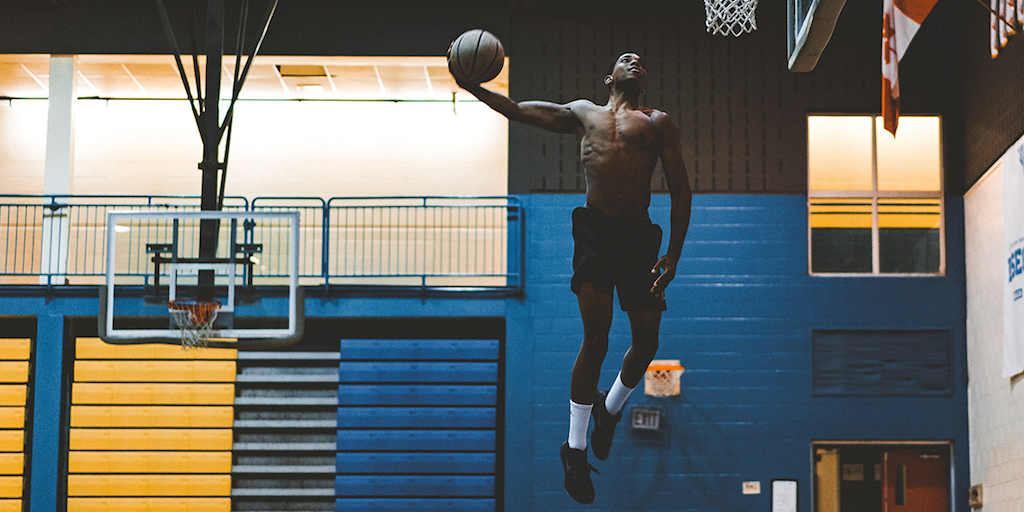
[[98, 210, 304, 349], [788, 0, 848, 72]]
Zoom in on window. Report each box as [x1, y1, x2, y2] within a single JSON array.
[[808, 115, 943, 275]]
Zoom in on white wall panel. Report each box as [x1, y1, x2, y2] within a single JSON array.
[[1, 99, 507, 198], [965, 163, 1024, 512]]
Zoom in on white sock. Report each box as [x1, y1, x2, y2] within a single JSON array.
[[568, 400, 593, 450], [604, 372, 635, 416]]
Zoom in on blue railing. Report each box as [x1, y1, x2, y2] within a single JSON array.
[[0, 194, 523, 290]]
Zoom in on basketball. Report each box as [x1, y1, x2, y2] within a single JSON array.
[[447, 29, 505, 85]]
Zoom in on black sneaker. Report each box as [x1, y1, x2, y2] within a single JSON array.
[[560, 441, 598, 504], [590, 389, 622, 461]]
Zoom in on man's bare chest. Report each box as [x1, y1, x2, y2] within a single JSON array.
[[582, 111, 659, 150]]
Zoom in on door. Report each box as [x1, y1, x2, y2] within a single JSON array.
[[815, 448, 840, 512], [882, 449, 949, 512]]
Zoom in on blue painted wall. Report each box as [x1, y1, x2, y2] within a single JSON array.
[[5, 193, 969, 512], [506, 193, 968, 511]]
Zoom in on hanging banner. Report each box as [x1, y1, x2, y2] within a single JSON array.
[[1003, 137, 1024, 378]]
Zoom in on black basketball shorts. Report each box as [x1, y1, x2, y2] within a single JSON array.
[[571, 206, 666, 312]]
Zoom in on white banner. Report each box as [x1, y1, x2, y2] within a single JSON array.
[[1003, 138, 1024, 378]]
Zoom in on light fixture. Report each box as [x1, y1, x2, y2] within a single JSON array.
[[295, 84, 324, 95]]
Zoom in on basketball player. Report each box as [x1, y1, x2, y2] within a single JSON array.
[[453, 52, 692, 504]]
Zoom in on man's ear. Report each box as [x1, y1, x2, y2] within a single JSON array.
[[604, 75, 613, 86]]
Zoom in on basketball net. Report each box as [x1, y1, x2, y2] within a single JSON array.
[[644, 360, 685, 397], [168, 299, 220, 349], [705, 0, 758, 37]]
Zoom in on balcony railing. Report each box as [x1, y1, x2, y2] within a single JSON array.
[[0, 195, 523, 291]]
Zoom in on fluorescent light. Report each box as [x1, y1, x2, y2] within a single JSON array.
[[295, 84, 324, 95]]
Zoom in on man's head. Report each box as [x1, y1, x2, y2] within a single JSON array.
[[605, 52, 647, 94]]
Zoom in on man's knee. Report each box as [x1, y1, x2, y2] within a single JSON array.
[[631, 337, 659, 362], [578, 333, 609, 364], [628, 309, 661, 337]]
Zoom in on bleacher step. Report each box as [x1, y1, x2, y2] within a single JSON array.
[[233, 442, 336, 451], [233, 465, 335, 474], [234, 419, 338, 429]]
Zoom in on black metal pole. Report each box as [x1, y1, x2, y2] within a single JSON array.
[[198, 0, 225, 301]]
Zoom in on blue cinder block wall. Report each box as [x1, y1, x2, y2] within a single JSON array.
[[6, 193, 968, 512], [504, 193, 968, 511]]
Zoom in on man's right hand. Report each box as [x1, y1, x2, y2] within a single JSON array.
[[650, 255, 676, 299]]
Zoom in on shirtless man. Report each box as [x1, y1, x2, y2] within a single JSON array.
[[453, 52, 692, 504]]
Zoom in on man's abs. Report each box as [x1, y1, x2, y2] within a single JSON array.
[[582, 165, 655, 217]]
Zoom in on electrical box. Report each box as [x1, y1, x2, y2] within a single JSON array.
[[969, 484, 982, 509]]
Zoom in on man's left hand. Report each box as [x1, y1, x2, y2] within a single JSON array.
[[650, 255, 676, 299]]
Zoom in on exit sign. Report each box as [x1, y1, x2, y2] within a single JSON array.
[[630, 406, 662, 431]]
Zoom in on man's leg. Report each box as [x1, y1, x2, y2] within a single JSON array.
[[571, 281, 614, 406], [591, 309, 661, 460], [619, 309, 662, 388], [561, 281, 612, 504]]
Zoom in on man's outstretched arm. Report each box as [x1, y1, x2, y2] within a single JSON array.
[[458, 82, 583, 134], [651, 110, 693, 296]]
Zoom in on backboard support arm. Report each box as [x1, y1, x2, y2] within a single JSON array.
[[152, 0, 278, 300]]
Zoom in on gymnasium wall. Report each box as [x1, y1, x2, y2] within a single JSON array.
[[0, 1, 978, 510], [505, 1, 966, 195], [504, 193, 969, 511], [0, 1, 968, 196], [964, 162, 1024, 512], [2, 192, 970, 511], [0, 99, 508, 197], [0, 1, 511, 58], [962, 4, 1024, 189]]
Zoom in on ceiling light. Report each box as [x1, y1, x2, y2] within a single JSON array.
[[295, 84, 324, 95]]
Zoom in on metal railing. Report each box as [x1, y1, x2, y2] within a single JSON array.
[[327, 197, 520, 288], [0, 194, 523, 290]]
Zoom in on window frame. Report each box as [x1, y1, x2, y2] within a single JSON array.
[[807, 114, 945, 277]]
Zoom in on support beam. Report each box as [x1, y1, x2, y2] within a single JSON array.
[[153, 0, 277, 300], [198, 0, 225, 300], [40, 55, 77, 285], [29, 313, 68, 511], [42, 56, 76, 196]]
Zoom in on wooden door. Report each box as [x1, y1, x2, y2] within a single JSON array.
[[882, 449, 949, 512]]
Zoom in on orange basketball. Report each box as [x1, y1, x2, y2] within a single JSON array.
[[447, 29, 505, 84]]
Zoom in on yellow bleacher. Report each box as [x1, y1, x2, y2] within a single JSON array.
[[68, 451, 231, 474], [0, 339, 28, 512], [0, 387, 26, 408], [0, 499, 23, 512], [0, 476, 22, 499], [68, 338, 236, 507], [67, 474, 232, 496], [0, 362, 28, 384], [0, 454, 23, 476], [70, 406, 233, 428], [71, 383, 235, 405], [73, 360, 236, 382], [0, 409, 23, 430], [66, 497, 230, 512], [0, 433, 23, 453], [0, 340, 30, 361], [75, 337, 236, 360]]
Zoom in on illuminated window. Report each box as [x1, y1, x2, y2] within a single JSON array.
[[808, 115, 943, 275]]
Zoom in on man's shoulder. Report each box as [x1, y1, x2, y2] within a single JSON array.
[[647, 108, 679, 129], [567, 99, 601, 110], [642, 107, 669, 118]]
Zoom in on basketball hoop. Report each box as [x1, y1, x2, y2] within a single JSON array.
[[705, 0, 758, 37], [644, 360, 685, 397], [168, 299, 221, 349]]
